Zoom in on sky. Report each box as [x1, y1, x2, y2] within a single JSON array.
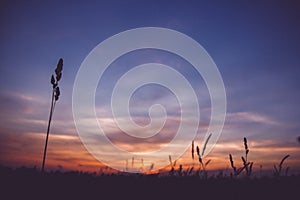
[[0, 0, 300, 173]]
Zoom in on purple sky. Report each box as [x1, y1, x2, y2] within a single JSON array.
[[0, 0, 300, 172]]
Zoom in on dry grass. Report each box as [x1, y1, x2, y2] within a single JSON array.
[[274, 155, 290, 176], [229, 137, 253, 177]]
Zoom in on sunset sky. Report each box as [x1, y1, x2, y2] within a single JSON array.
[[0, 0, 300, 173]]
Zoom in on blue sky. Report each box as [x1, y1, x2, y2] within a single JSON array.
[[0, 0, 300, 172]]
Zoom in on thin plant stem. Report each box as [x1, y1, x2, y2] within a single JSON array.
[[41, 58, 63, 173], [41, 89, 55, 173]]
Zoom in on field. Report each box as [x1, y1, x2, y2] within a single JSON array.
[[1, 166, 299, 200]]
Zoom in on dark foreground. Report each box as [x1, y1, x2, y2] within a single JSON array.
[[1, 166, 299, 200]]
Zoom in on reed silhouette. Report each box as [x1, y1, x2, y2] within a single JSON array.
[[195, 134, 212, 178], [229, 137, 253, 177], [274, 155, 290, 176], [41, 58, 63, 173]]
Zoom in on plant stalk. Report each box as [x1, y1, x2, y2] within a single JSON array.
[[41, 88, 55, 173]]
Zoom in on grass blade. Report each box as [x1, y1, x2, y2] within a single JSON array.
[[202, 133, 212, 156]]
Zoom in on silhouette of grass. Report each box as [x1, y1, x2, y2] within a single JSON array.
[[229, 137, 253, 177], [42, 58, 63, 173], [168, 155, 177, 175], [191, 140, 195, 160], [1, 165, 299, 200], [274, 155, 290, 176], [194, 133, 212, 178]]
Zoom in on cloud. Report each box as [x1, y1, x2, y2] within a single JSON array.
[[226, 112, 278, 125], [0, 92, 46, 116], [0, 130, 102, 171]]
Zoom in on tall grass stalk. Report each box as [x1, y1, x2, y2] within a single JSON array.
[[41, 58, 63, 173], [195, 134, 212, 177], [274, 155, 290, 176], [229, 137, 253, 177]]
